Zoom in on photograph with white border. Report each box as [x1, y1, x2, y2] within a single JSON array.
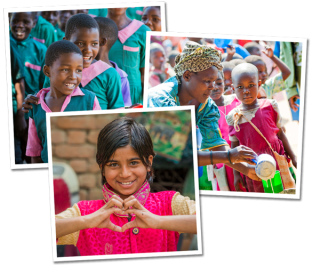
[[5, 2, 166, 170], [144, 31, 306, 199], [47, 106, 202, 261]]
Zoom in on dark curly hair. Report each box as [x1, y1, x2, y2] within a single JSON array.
[[45, 40, 82, 67], [94, 17, 118, 50], [65, 13, 99, 40], [96, 117, 156, 186]]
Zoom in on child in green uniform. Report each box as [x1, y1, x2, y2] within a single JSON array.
[[26, 40, 101, 164], [10, 42, 26, 164], [10, 12, 47, 97], [37, 14, 124, 110], [108, 8, 151, 104], [40, 10, 65, 40], [30, 13, 57, 47]]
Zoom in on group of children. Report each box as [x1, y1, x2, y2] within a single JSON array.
[[10, 6, 161, 164], [148, 39, 298, 193]]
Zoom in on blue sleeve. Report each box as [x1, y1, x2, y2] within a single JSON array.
[[234, 44, 250, 59], [197, 100, 228, 150]]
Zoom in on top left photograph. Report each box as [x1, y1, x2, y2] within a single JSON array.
[[5, 2, 166, 169]]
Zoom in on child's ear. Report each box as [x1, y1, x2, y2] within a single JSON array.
[[62, 36, 66, 40], [99, 37, 107, 47], [43, 65, 50, 77], [148, 155, 154, 167], [258, 79, 262, 86], [32, 20, 36, 28]]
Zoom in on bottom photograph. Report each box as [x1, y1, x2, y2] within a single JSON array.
[[47, 107, 201, 261]]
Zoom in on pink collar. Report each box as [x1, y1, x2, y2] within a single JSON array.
[[102, 180, 150, 218], [36, 86, 84, 112], [118, 19, 144, 44], [81, 60, 111, 87]]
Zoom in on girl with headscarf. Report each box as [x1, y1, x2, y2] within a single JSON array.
[[147, 41, 259, 182]]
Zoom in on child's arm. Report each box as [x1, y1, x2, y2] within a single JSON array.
[[263, 46, 291, 81], [277, 128, 297, 168], [122, 196, 197, 234], [56, 195, 123, 239], [231, 140, 246, 191], [225, 45, 236, 62], [14, 78, 27, 138]]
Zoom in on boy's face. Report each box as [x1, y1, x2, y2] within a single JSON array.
[[141, 7, 161, 31], [210, 72, 224, 101], [59, 11, 73, 29], [44, 52, 83, 96], [150, 50, 165, 70], [168, 57, 175, 68], [232, 72, 260, 106], [10, 12, 35, 41], [253, 61, 268, 84], [40, 11, 59, 26], [67, 28, 99, 68], [184, 66, 219, 103], [223, 68, 234, 95]]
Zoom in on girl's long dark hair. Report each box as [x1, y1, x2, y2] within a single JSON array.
[[96, 116, 156, 185]]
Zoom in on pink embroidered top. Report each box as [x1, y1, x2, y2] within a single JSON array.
[[26, 87, 101, 157], [56, 181, 196, 255]]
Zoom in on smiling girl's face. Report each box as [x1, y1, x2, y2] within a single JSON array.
[[104, 145, 153, 199]]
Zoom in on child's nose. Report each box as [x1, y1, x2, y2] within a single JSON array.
[[145, 18, 152, 26], [120, 166, 131, 178]]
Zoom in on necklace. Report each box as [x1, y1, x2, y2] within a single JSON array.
[[219, 105, 227, 116]]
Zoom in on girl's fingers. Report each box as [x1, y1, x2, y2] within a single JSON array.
[[109, 221, 122, 232], [121, 220, 137, 232], [123, 198, 144, 211], [105, 197, 123, 209]]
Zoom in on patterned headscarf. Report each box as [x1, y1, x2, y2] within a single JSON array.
[[174, 41, 223, 83]]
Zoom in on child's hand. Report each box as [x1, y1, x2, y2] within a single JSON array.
[[121, 195, 160, 232], [246, 166, 261, 181], [85, 195, 123, 232], [234, 171, 245, 191], [288, 95, 300, 112], [226, 45, 236, 56], [262, 46, 274, 58], [22, 94, 40, 113], [229, 145, 258, 165]]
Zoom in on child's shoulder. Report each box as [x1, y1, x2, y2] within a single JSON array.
[[224, 94, 238, 106], [29, 36, 47, 52], [225, 105, 241, 126], [149, 191, 177, 202]]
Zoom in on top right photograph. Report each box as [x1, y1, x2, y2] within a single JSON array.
[[145, 32, 306, 199]]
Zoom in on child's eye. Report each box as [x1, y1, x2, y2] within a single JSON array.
[[92, 43, 99, 46], [77, 42, 83, 46], [237, 86, 243, 89], [108, 163, 118, 167], [153, 18, 160, 22], [130, 161, 139, 166], [77, 69, 82, 73]]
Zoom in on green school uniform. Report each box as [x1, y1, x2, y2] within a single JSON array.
[[88, 8, 108, 17], [10, 33, 46, 96], [43, 61, 124, 110], [30, 15, 58, 47], [126, 7, 144, 20], [29, 88, 96, 163], [109, 20, 150, 104], [10, 42, 25, 115], [54, 24, 65, 40]]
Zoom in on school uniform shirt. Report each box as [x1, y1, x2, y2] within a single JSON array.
[[10, 33, 47, 96], [10, 42, 25, 115], [262, 72, 287, 99], [43, 60, 125, 110], [30, 15, 58, 47], [54, 24, 65, 40], [148, 76, 228, 150], [26, 87, 101, 163], [109, 20, 151, 105], [87, 9, 108, 17], [110, 60, 132, 107]]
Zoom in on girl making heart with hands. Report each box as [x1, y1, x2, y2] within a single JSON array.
[[55, 117, 196, 255]]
